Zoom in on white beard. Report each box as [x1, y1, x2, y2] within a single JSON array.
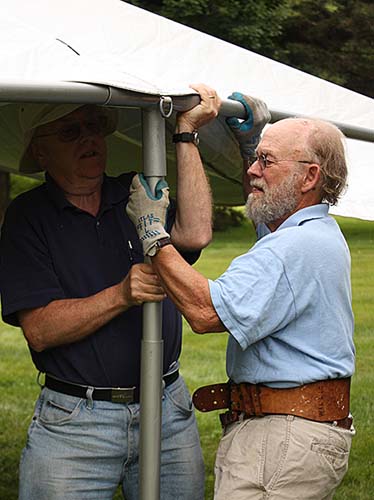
[[245, 172, 302, 226]]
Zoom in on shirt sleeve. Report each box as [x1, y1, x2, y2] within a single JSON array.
[[0, 200, 65, 326], [208, 247, 296, 350]]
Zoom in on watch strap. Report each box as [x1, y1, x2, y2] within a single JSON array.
[[148, 237, 172, 256], [172, 131, 199, 146]]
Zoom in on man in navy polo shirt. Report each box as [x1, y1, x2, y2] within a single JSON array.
[[0, 84, 221, 499], [126, 95, 356, 500]]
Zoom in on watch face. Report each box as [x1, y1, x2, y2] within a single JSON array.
[[192, 131, 200, 146]]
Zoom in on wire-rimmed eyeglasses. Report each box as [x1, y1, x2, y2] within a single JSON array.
[[34, 115, 109, 143], [254, 153, 314, 171]]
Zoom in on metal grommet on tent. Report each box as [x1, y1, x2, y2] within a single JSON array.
[[159, 96, 173, 118], [103, 86, 113, 105]]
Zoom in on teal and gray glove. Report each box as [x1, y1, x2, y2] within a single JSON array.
[[126, 173, 170, 256], [226, 92, 271, 161]]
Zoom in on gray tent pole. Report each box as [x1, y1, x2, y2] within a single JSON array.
[[139, 106, 167, 500], [0, 81, 373, 142]]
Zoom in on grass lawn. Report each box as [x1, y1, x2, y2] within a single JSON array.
[[0, 216, 373, 499]]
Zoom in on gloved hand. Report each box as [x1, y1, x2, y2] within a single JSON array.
[[226, 92, 271, 160], [126, 173, 170, 256]]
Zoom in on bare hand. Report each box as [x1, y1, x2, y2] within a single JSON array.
[[176, 83, 221, 132], [121, 263, 166, 307]]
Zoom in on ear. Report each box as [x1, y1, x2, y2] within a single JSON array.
[[301, 164, 321, 194], [30, 141, 47, 168]]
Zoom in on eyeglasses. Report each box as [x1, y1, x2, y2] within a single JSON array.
[[34, 115, 109, 143], [254, 153, 313, 171]]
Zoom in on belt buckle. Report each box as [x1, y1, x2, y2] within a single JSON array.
[[111, 387, 135, 404]]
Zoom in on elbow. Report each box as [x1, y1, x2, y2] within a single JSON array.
[[22, 327, 47, 352], [189, 229, 213, 251], [172, 224, 213, 251], [187, 308, 216, 334], [190, 322, 210, 334]]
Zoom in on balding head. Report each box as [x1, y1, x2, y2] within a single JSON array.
[[263, 118, 347, 205]]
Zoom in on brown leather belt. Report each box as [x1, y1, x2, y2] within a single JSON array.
[[192, 378, 351, 429]]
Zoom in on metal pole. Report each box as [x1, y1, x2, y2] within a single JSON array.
[[0, 80, 372, 142], [219, 100, 374, 143], [139, 106, 167, 500]]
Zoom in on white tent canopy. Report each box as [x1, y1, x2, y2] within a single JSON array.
[[1, 0, 373, 219]]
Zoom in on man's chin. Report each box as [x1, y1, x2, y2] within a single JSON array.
[[78, 164, 106, 179]]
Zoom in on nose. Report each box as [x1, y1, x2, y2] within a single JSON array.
[[248, 158, 262, 177], [78, 122, 96, 143]]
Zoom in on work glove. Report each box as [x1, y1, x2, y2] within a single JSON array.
[[226, 92, 271, 161], [126, 173, 170, 256]]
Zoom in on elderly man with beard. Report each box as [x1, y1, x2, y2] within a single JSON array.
[[126, 93, 355, 500]]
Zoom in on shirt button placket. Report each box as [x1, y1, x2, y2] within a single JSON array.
[[96, 219, 104, 245]]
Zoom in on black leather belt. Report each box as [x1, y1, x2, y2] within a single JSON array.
[[44, 370, 179, 404]]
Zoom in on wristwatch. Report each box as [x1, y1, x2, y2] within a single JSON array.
[[172, 131, 199, 147], [148, 237, 172, 257]]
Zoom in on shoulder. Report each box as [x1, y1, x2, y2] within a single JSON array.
[[256, 215, 348, 266], [112, 171, 137, 191], [4, 183, 48, 224]]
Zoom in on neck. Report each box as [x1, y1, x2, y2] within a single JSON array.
[[268, 196, 321, 232], [65, 189, 102, 216], [48, 173, 104, 216]]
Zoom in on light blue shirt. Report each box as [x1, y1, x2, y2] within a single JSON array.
[[209, 204, 355, 388]]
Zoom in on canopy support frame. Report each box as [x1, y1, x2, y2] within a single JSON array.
[[139, 106, 168, 500]]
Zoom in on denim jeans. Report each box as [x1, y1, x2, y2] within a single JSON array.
[[19, 375, 204, 500]]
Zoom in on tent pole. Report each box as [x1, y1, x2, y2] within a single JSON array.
[[0, 82, 372, 142], [139, 106, 166, 500]]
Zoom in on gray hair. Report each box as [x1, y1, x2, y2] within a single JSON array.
[[303, 119, 348, 206]]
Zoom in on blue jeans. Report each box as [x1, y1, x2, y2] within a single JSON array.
[[19, 375, 204, 499]]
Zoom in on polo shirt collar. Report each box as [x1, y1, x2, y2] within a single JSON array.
[[45, 173, 128, 213], [277, 204, 329, 231]]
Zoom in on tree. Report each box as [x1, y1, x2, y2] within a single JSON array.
[[128, 0, 291, 54], [276, 0, 374, 98], [127, 0, 374, 97]]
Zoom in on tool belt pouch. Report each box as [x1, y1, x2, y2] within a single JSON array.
[[192, 383, 230, 412], [192, 378, 350, 422]]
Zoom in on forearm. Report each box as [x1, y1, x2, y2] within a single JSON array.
[[19, 282, 127, 352], [170, 85, 219, 251], [152, 245, 225, 333], [171, 140, 213, 250], [18, 262, 166, 352]]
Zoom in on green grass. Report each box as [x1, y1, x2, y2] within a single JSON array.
[[1, 216, 373, 499]]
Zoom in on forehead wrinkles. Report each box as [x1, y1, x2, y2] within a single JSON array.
[[260, 121, 310, 157]]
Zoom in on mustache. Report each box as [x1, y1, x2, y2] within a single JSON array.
[[250, 180, 267, 191]]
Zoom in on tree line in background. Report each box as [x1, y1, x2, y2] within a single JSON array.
[[1, 0, 373, 224], [128, 0, 374, 98]]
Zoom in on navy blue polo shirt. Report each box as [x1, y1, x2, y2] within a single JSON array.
[[0, 172, 199, 387]]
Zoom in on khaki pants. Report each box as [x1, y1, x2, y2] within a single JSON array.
[[214, 414, 354, 500]]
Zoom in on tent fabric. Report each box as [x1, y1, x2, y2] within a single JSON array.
[[1, 0, 373, 219]]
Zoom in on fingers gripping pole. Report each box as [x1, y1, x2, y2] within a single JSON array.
[[139, 106, 167, 500]]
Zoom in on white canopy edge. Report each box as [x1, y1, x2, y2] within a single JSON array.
[[1, 0, 373, 219]]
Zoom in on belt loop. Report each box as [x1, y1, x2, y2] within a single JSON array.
[[86, 386, 94, 409], [36, 371, 45, 389]]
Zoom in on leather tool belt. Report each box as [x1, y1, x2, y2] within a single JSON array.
[[193, 378, 351, 428]]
